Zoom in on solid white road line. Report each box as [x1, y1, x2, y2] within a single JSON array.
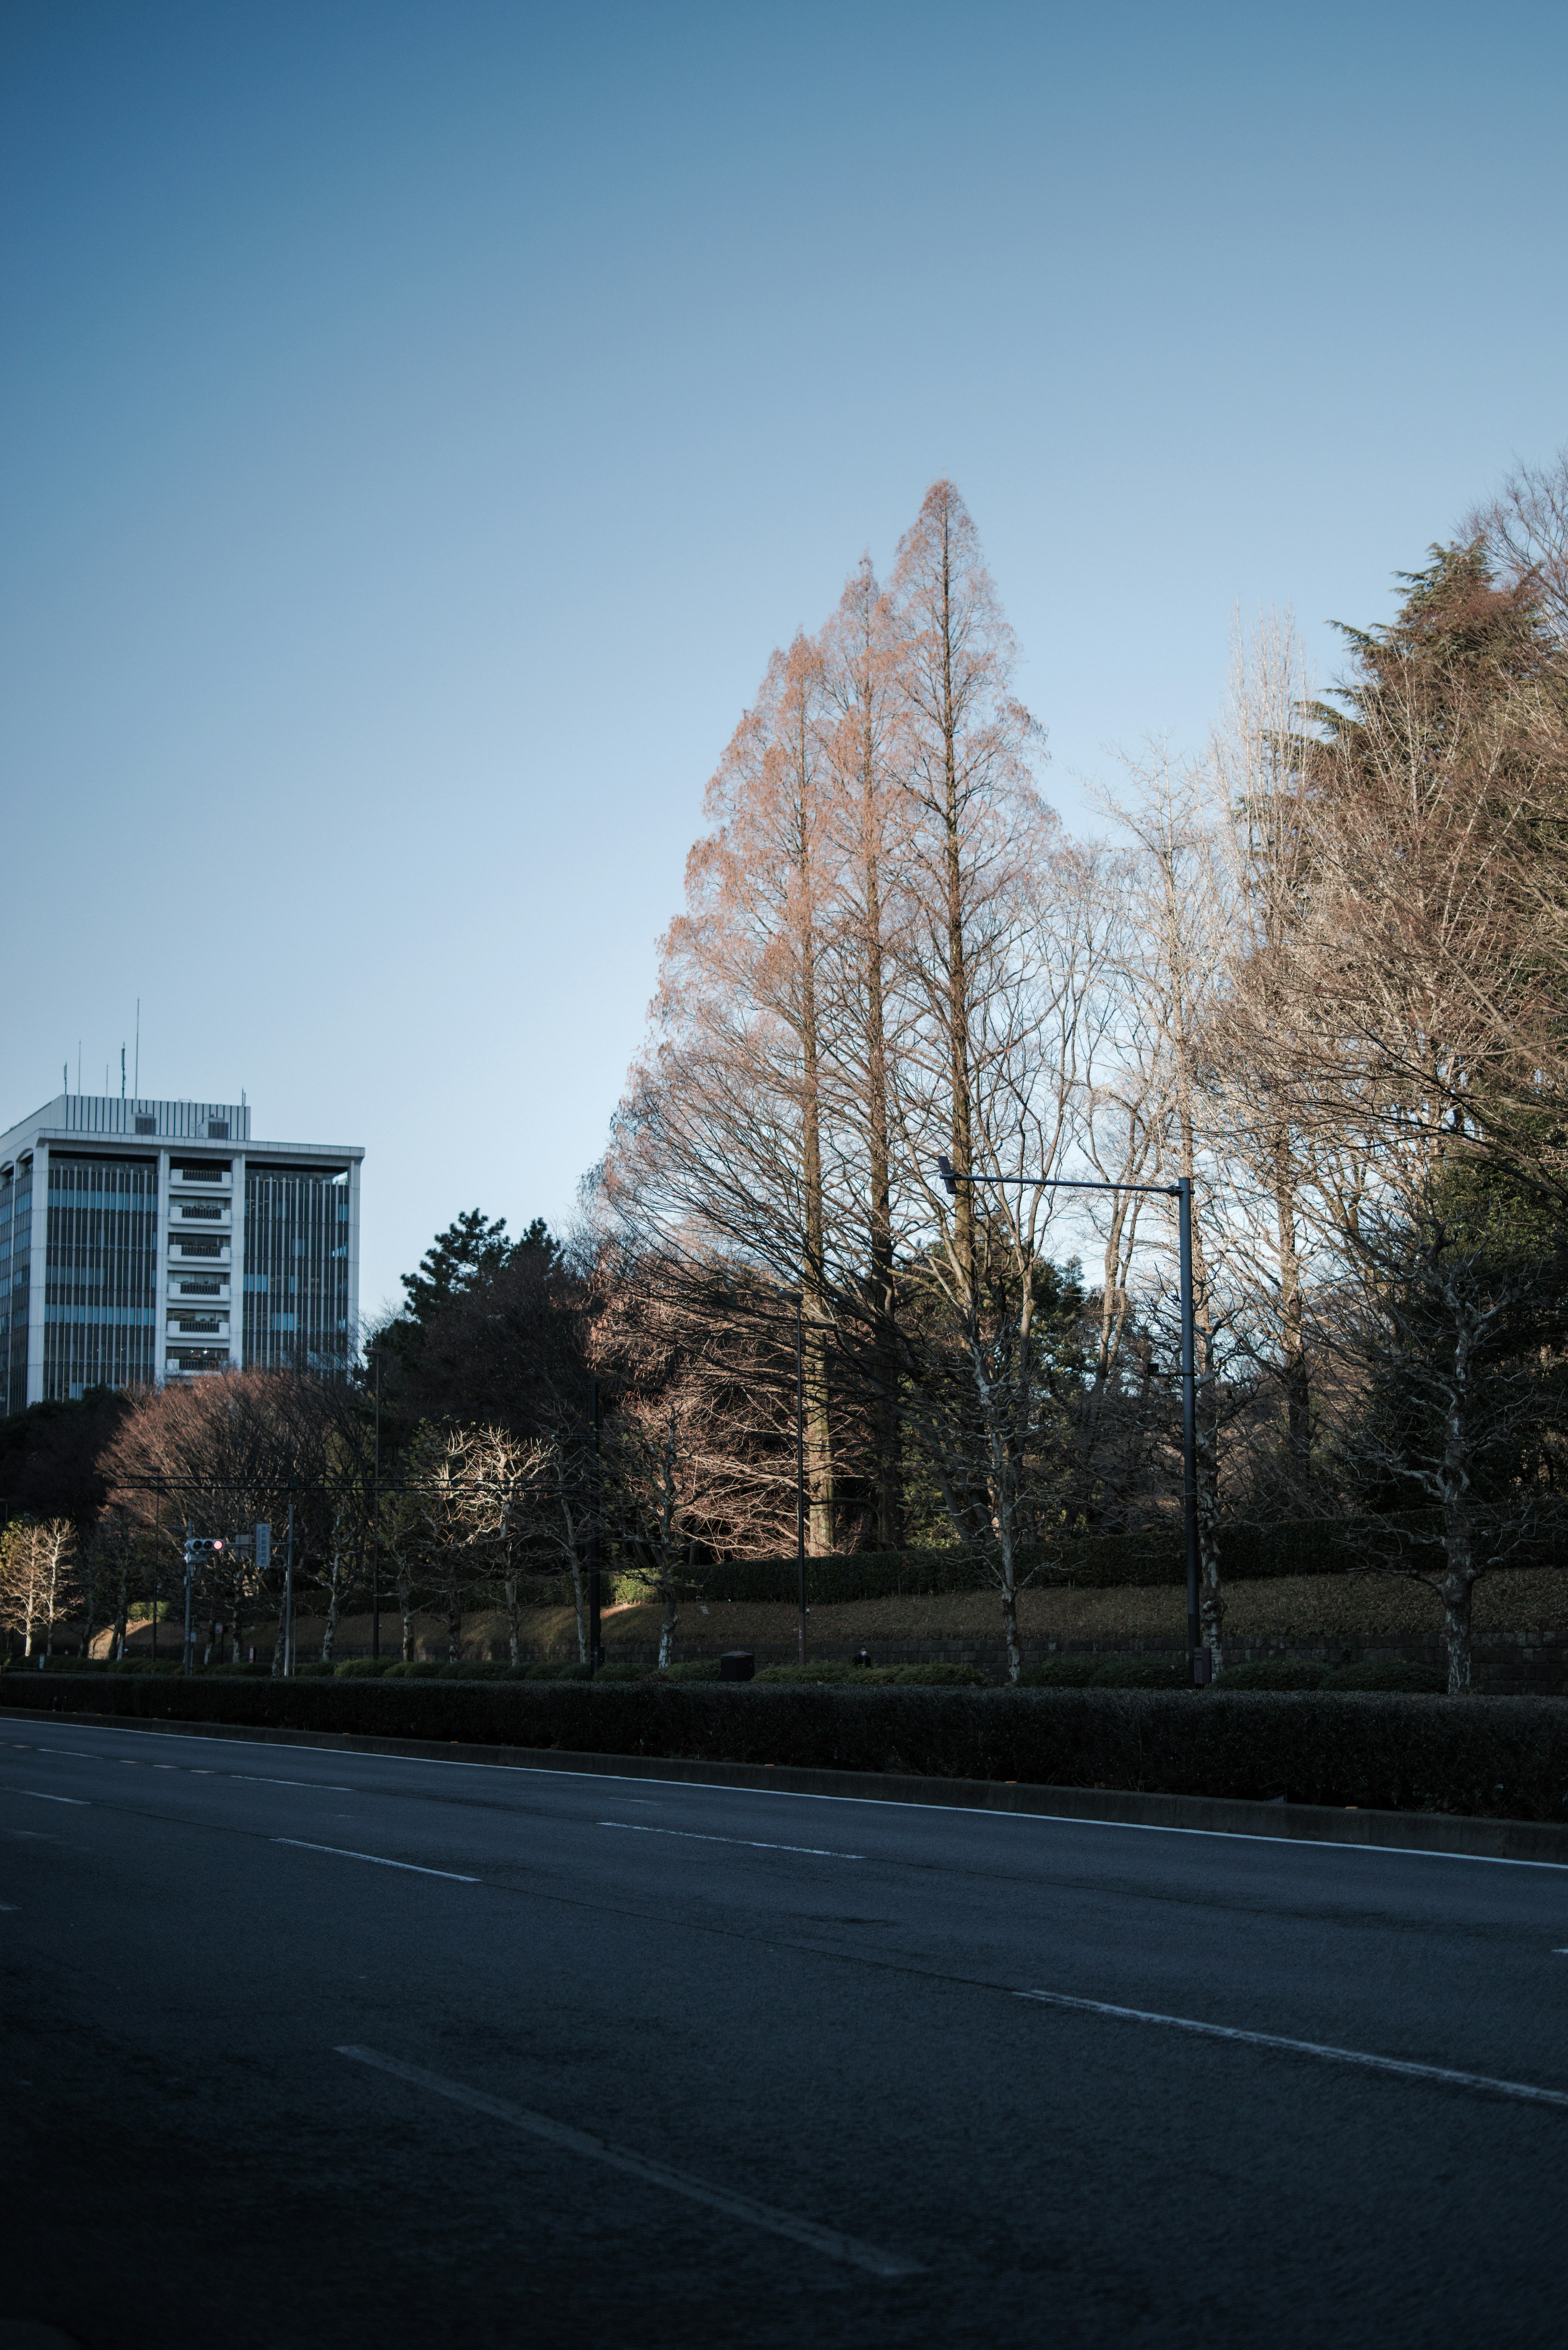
[[598, 1822, 864, 1859], [335, 2045, 921, 2278], [1016, 1989, 1568, 2110], [12, 1792, 87, 1806], [234, 1775, 353, 1790], [273, 1838, 479, 1882], [15, 1724, 1568, 1871]]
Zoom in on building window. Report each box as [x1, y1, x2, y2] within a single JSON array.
[[207, 1121, 229, 1139], [135, 1115, 155, 1135]]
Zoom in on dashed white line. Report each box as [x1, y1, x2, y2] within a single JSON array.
[[13, 1792, 87, 1807], [274, 1838, 480, 1882], [336, 2045, 920, 2277], [599, 1821, 864, 1859], [1016, 1988, 1568, 2110]]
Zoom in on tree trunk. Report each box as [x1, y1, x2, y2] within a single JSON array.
[[506, 1573, 521, 1668], [569, 1559, 588, 1663], [321, 1547, 342, 1663], [398, 1566, 415, 1663], [862, 764, 901, 1550], [1273, 1122, 1310, 1485], [658, 1590, 678, 1669], [999, 1577, 1022, 1686], [1440, 1572, 1473, 1694]]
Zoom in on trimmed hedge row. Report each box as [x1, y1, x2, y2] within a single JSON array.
[[597, 1512, 1467, 1604], [6, 1672, 1566, 1820]]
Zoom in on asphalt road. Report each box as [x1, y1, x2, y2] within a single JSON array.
[[2, 1721, 1566, 2350]]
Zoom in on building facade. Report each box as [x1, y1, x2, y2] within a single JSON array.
[[0, 1095, 363, 1413]]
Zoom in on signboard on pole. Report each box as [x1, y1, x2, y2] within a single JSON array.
[[255, 1523, 271, 1575]]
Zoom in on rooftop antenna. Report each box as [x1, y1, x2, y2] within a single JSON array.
[[121, 1046, 126, 1099], [134, 1001, 140, 1099], [63, 1061, 68, 1094]]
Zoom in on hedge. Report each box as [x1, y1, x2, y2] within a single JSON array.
[[596, 1512, 1479, 1604], [6, 1673, 1567, 1820]]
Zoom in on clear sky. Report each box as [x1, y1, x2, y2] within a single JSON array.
[[4, 0, 1566, 1321]]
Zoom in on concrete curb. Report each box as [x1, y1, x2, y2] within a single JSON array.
[[18, 1705, 1568, 1865]]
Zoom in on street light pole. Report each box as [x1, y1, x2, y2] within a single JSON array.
[[587, 1377, 602, 1676], [371, 1346, 382, 1662], [1176, 1177, 1201, 1665], [935, 1155, 1204, 1682], [795, 1291, 806, 1666]]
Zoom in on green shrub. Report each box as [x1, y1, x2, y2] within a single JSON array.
[[756, 1662, 857, 1684], [1092, 1656, 1193, 1689], [594, 1662, 654, 1683], [1325, 1659, 1447, 1693], [756, 1663, 989, 1686], [654, 1659, 722, 1682], [866, 1663, 989, 1687], [1222, 1659, 1332, 1690], [334, 1658, 398, 1678], [291, 1662, 336, 1679], [1018, 1657, 1100, 1688], [7, 1672, 1564, 1818]]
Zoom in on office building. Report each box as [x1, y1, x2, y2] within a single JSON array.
[[0, 1095, 363, 1413]]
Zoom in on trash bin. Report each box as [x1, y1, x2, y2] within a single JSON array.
[[720, 1651, 755, 1682]]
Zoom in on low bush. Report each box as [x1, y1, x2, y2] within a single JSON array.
[[1092, 1657, 1192, 1690], [756, 1661, 988, 1688], [1221, 1659, 1331, 1691], [334, 1658, 399, 1678], [1325, 1659, 1447, 1693], [1018, 1658, 1100, 1688], [654, 1659, 723, 1682], [11, 1672, 1566, 1819]]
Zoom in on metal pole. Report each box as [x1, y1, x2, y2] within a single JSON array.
[[371, 1349, 381, 1661], [1177, 1177, 1201, 1668], [285, 1498, 295, 1679], [587, 1378, 601, 1675], [795, 1294, 806, 1666], [151, 1493, 160, 1662], [182, 1521, 194, 1677]]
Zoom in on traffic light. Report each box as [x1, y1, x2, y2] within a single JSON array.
[[182, 1536, 227, 1570]]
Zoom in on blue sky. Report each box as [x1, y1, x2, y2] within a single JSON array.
[[4, 0, 1566, 1318]]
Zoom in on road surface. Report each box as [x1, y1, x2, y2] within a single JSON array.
[[2, 1719, 1565, 2347]]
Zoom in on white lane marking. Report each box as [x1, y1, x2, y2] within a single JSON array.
[[0, 1902, 18, 1910], [234, 1775, 352, 1791], [599, 1822, 864, 1860], [336, 2045, 920, 2277], [19, 1727, 1568, 1874], [1016, 1989, 1568, 2109], [13, 1792, 88, 1806], [274, 1837, 480, 1882]]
